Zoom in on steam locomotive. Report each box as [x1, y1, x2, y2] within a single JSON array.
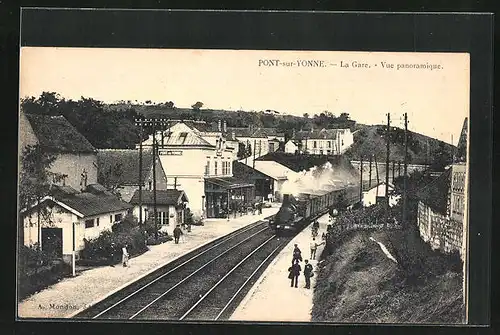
[[269, 184, 360, 235]]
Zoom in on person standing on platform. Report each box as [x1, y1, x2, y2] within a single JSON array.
[[258, 201, 263, 215], [288, 261, 301, 288], [122, 244, 129, 267], [173, 225, 183, 244], [303, 260, 314, 289], [292, 244, 303, 263], [310, 238, 325, 260]]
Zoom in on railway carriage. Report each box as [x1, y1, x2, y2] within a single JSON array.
[[269, 184, 360, 235]]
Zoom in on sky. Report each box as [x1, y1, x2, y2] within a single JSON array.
[[20, 47, 469, 145]]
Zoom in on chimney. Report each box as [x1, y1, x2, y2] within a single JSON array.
[[218, 120, 222, 131], [223, 120, 227, 133]]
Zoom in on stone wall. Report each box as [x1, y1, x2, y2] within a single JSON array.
[[417, 200, 464, 260]]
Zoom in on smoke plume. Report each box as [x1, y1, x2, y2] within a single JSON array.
[[281, 161, 359, 197]]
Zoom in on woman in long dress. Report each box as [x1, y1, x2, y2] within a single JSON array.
[[122, 245, 129, 267]]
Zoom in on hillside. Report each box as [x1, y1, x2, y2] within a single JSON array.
[[312, 229, 465, 324], [343, 125, 456, 167], [107, 103, 356, 133]]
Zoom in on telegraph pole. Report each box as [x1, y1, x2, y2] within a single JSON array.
[[385, 113, 390, 211], [359, 156, 363, 202], [403, 113, 408, 226], [152, 119, 158, 241], [392, 161, 396, 183], [375, 155, 380, 197], [368, 155, 372, 188], [245, 139, 249, 165], [136, 119, 144, 225], [253, 139, 256, 169]]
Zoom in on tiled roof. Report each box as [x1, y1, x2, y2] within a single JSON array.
[[24, 113, 96, 153], [129, 189, 188, 206], [97, 149, 154, 185], [417, 168, 451, 215], [53, 189, 133, 217], [294, 129, 342, 140]]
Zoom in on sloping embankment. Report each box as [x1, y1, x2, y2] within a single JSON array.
[[312, 229, 465, 324]]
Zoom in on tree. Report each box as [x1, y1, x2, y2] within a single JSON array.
[[191, 101, 204, 110], [165, 101, 175, 109], [303, 113, 309, 118], [19, 145, 67, 247]]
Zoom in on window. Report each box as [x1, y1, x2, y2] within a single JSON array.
[[159, 211, 169, 225], [109, 215, 112, 224], [115, 214, 123, 222], [205, 161, 210, 175], [85, 219, 95, 228], [327, 141, 331, 148], [215, 161, 218, 175], [149, 181, 152, 190], [313, 141, 317, 148], [96, 218, 100, 227]]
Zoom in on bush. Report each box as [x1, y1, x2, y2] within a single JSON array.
[[18, 246, 71, 300], [146, 231, 173, 245], [80, 226, 148, 265]]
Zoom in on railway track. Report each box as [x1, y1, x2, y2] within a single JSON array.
[[75, 217, 292, 320]]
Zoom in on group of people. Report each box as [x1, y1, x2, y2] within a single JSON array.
[[288, 244, 313, 288], [287, 220, 327, 289]]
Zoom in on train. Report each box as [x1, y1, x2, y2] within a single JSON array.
[[268, 184, 360, 235]]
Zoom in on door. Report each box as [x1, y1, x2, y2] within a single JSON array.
[[41, 228, 63, 259]]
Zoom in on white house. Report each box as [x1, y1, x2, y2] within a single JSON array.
[[284, 140, 300, 154], [20, 184, 133, 264], [362, 182, 400, 207], [294, 128, 354, 155]]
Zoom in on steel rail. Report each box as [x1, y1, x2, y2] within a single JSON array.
[[179, 235, 278, 320], [214, 243, 282, 320], [128, 226, 270, 319], [91, 220, 268, 319]]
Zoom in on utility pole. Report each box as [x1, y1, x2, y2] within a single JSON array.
[[403, 113, 408, 226], [152, 119, 158, 242], [245, 139, 248, 165], [375, 155, 380, 197], [368, 155, 372, 188], [359, 156, 363, 202], [398, 161, 402, 177], [392, 161, 395, 183], [137, 119, 143, 225], [385, 113, 390, 211], [253, 139, 256, 169]]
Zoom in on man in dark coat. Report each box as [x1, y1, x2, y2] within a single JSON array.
[[288, 261, 301, 288], [173, 225, 183, 244], [303, 260, 314, 289], [292, 244, 303, 263]]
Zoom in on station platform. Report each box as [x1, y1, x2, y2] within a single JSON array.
[[18, 205, 280, 319], [230, 213, 330, 322]]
